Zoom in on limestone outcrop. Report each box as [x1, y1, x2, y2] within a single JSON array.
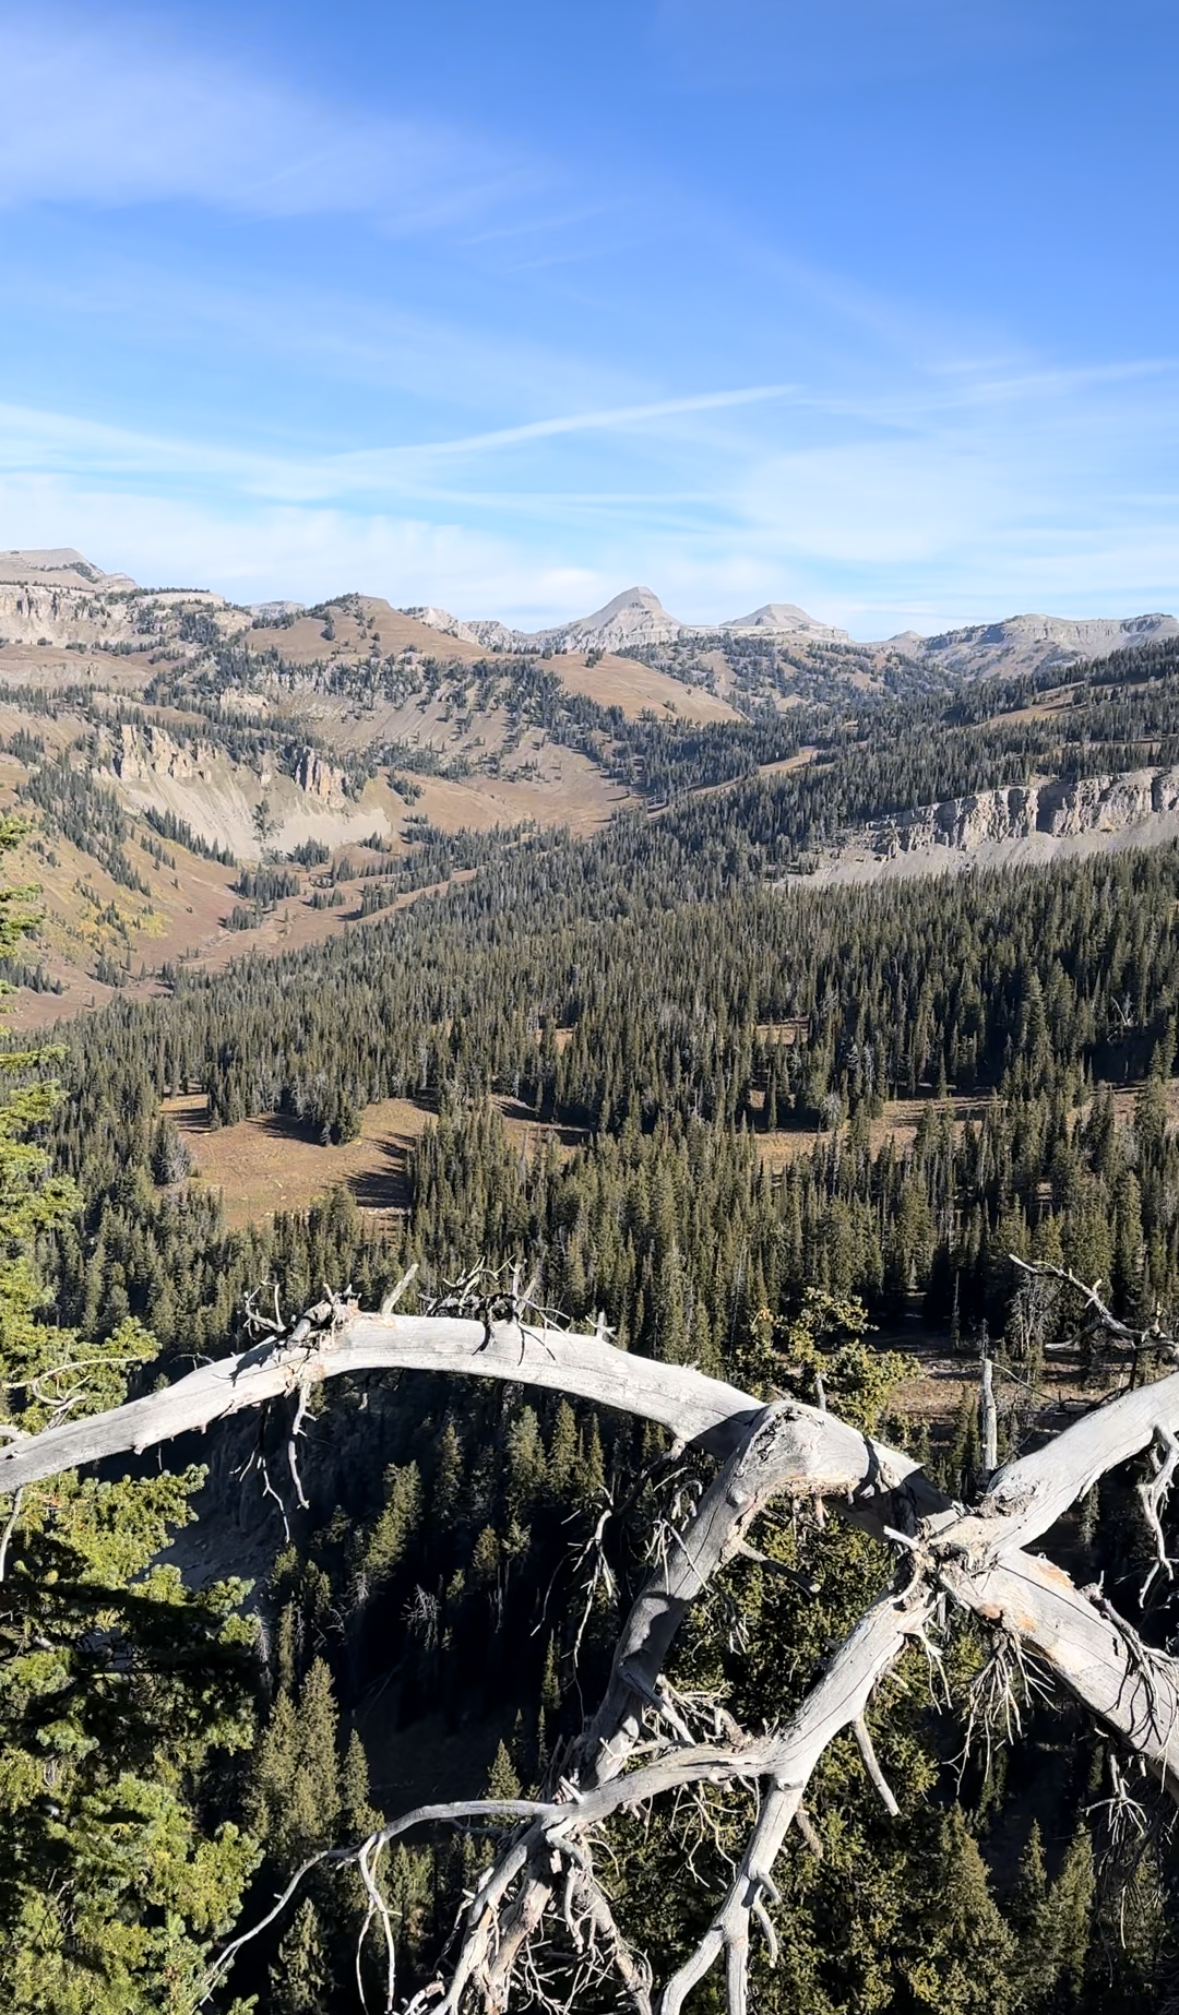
[[868, 766, 1179, 857], [106, 723, 209, 783], [288, 747, 347, 800]]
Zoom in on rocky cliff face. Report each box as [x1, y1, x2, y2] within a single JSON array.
[[400, 605, 485, 646], [96, 725, 375, 862], [804, 765, 1179, 890], [0, 582, 133, 647], [869, 767, 1179, 857], [288, 747, 348, 801], [105, 726, 347, 804], [0, 577, 243, 650], [890, 612, 1179, 679], [106, 722, 210, 782]]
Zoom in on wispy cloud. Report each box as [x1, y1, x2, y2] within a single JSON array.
[[4, 344, 1178, 637], [1, 0, 1176, 649], [0, 10, 531, 229], [0, 469, 612, 616], [336, 385, 796, 469], [0, 385, 797, 502]]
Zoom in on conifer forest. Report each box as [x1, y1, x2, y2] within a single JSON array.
[[8, 626, 1179, 2015]]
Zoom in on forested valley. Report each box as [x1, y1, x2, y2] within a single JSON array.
[[7, 630, 1179, 2013]]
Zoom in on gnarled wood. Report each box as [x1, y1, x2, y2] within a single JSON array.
[[940, 1549, 1179, 1792], [0, 1311, 925, 1495], [9, 1295, 1179, 2013], [978, 1366, 1179, 1553]]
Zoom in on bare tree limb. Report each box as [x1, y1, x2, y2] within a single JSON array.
[[979, 1356, 998, 1478], [938, 1547, 1179, 1791], [0, 1314, 779, 1490], [1139, 1426, 1179, 1598], [12, 1292, 1179, 2009], [579, 1398, 941, 1791], [1008, 1255, 1177, 1363], [476, 1398, 948, 2008], [658, 1581, 933, 2015], [853, 1714, 900, 1817], [0, 1484, 22, 1581], [963, 1364, 1179, 1554], [204, 1580, 933, 2014]]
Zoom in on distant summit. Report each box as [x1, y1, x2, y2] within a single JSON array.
[[890, 610, 1179, 677], [0, 547, 138, 590], [721, 602, 850, 642], [6, 550, 1177, 687], [547, 585, 686, 652], [405, 585, 844, 653], [405, 587, 1179, 670]]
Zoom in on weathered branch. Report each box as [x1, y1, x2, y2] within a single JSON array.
[[0, 1483, 21, 1581], [205, 1578, 933, 2014], [979, 1355, 998, 1478], [476, 1395, 943, 2009], [580, 1398, 941, 1790], [1008, 1254, 1177, 1361], [938, 1549, 1179, 1794], [973, 1365, 1179, 1555], [1139, 1426, 1179, 1597], [852, 1714, 900, 1817], [12, 1293, 1179, 2011], [0, 1313, 852, 1490], [658, 1581, 933, 2015]]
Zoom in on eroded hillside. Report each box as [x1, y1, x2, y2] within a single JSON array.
[[4, 551, 1179, 1024], [0, 569, 753, 1017]]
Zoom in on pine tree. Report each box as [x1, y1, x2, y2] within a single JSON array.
[[902, 1807, 1015, 2014], [0, 815, 258, 2014], [272, 1897, 331, 2015], [485, 1737, 521, 1800], [432, 1418, 464, 1524], [1045, 1822, 1094, 2008], [250, 1658, 343, 1869], [359, 1461, 422, 1587], [945, 1384, 981, 1496], [1011, 1822, 1054, 2008]]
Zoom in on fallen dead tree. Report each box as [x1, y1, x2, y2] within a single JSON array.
[[3, 1266, 1179, 2013]]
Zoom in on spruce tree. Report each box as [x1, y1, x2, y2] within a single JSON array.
[[0, 818, 257, 2013], [902, 1807, 1015, 2015]]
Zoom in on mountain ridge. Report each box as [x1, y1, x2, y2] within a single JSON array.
[[3, 552, 1174, 678], [404, 581, 1178, 675], [0, 545, 1176, 1029], [0, 547, 139, 590]]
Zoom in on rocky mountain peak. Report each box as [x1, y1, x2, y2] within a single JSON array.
[[551, 585, 685, 651], [0, 547, 139, 590], [721, 601, 851, 642]]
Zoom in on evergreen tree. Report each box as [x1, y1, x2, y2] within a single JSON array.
[[0, 818, 257, 2013], [271, 1898, 331, 2015], [902, 1807, 1015, 2014]]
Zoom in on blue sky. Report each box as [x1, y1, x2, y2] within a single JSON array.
[[0, 0, 1176, 635]]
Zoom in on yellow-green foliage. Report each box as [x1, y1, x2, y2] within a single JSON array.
[[0, 819, 259, 2013]]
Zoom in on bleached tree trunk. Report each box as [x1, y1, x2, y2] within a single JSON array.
[[5, 1285, 1179, 2013], [979, 1353, 998, 1476]]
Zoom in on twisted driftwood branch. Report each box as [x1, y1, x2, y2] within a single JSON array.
[[6, 1289, 1179, 2011]]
